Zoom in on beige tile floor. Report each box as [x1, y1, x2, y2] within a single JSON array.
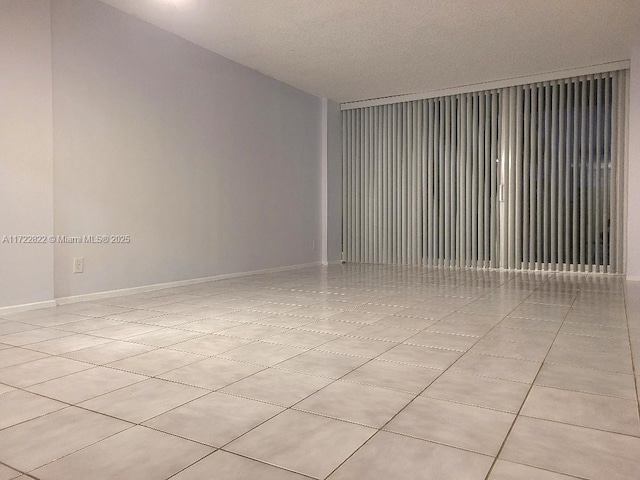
[[0, 265, 639, 479]]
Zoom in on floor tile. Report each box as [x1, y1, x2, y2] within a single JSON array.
[[328, 431, 493, 480], [0, 390, 66, 430], [509, 304, 570, 321], [452, 353, 541, 383], [0, 465, 21, 480], [545, 345, 633, 374], [54, 317, 124, 333], [328, 311, 389, 324], [564, 313, 627, 328], [221, 367, 332, 406], [178, 305, 236, 318], [317, 336, 397, 358], [374, 315, 439, 329], [348, 324, 417, 342], [253, 314, 314, 328], [173, 450, 308, 480], [158, 357, 264, 390], [404, 330, 478, 351], [521, 385, 640, 436], [470, 338, 550, 362], [378, 344, 462, 369], [395, 306, 453, 319], [218, 342, 307, 366], [9, 313, 88, 327], [62, 340, 154, 364], [78, 378, 208, 423], [126, 328, 204, 347], [176, 317, 240, 333], [215, 323, 287, 340], [1, 269, 636, 480], [107, 348, 204, 376], [275, 350, 367, 379], [0, 383, 15, 395], [0, 407, 130, 471], [559, 322, 628, 338], [459, 303, 514, 316], [499, 317, 562, 333], [439, 312, 505, 325], [423, 371, 530, 413], [535, 363, 637, 399], [0, 328, 72, 347], [488, 459, 577, 479], [170, 334, 251, 356], [26, 366, 146, 404], [135, 313, 201, 327], [262, 329, 339, 349], [356, 304, 408, 315], [501, 416, 640, 480], [0, 347, 48, 368], [298, 319, 363, 334], [249, 303, 301, 314], [427, 321, 494, 337], [64, 303, 133, 318], [385, 396, 515, 455], [144, 392, 283, 446], [0, 322, 37, 336], [289, 306, 342, 319], [87, 323, 163, 340], [26, 334, 112, 354], [217, 311, 270, 323], [342, 359, 441, 394], [2, 309, 64, 322], [0, 356, 92, 388], [295, 380, 413, 427], [485, 327, 556, 346], [552, 333, 630, 355], [30, 426, 212, 480], [226, 410, 375, 479], [103, 310, 167, 322]]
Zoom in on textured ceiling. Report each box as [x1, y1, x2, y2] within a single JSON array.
[[99, 0, 639, 103]]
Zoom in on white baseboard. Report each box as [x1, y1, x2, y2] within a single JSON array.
[[55, 261, 323, 306], [322, 260, 344, 266], [0, 300, 57, 316], [0, 262, 322, 313]]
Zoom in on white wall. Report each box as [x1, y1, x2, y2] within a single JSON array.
[[0, 0, 54, 308], [50, 0, 323, 298], [320, 99, 342, 264], [626, 44, 640, 278]]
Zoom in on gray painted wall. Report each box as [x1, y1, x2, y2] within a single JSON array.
[[50, 0, 323, 298], [0, 0, 54, 308], [326, 100, 343, 263]]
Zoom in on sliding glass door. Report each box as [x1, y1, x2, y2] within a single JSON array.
[[342, 70, 627, 273], [499, 72, 627, 272]]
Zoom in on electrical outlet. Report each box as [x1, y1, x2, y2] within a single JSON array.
[[73, 257, 84, 274]]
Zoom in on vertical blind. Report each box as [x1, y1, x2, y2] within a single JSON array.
[[342, 70, 627, 273]]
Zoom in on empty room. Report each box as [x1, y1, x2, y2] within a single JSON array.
[[1, 0, 640, 479]]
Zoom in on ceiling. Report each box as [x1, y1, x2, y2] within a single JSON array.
[[99, 0, 639, 103]]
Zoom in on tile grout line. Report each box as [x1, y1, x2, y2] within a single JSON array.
[[211, 270, 515, 478], [322, 271, 538, 479], [482, 273, 583, 480], [622, 282, 640, 426], [0, 267, 632, 480]]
